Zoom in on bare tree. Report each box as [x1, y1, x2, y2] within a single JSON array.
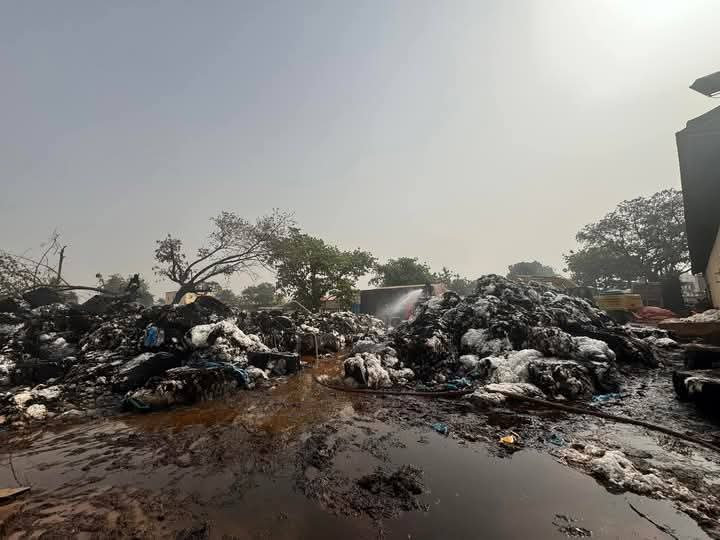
[[154, 210, 292, 304], [0, 232, 118, 299], [0, 231, 65, 296]]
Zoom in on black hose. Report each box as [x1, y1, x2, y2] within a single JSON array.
[[485, 388, 720, 454], [313, 376, 474, 398], [313, 377, 720, 453]]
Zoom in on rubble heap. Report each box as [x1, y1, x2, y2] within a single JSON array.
[[343, 275, 660, 400], [0, 294, 385, 426]]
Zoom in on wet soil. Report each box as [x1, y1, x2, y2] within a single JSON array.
[[0, 355, 716, 539]]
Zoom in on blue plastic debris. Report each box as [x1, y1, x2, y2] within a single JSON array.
[[548, 433, 566, 446], [431, 422, 449, 436], [232, 367, 250, 387], [591, 393, 622, 403], [123, 396, 151, 412], [447, 378, 472, 390], [204, 361, 250, 387], [143, 325, 163, 348]]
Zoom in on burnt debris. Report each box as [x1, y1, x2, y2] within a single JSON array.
[[0, 294, 385, 426]]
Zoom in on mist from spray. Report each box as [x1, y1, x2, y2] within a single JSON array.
[[379, 288, 423, 328]]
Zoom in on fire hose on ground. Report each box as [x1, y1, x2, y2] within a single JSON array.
[[313, 377, 720, 453]]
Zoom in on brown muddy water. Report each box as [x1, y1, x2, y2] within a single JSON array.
[[0, 356, 712, 539]]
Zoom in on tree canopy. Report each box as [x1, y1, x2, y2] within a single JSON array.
[[241, 282, 277, 306], [273, 232, 374, 311], [370, 257, 435, 287], [97, 273, 154, 306], [507, 261, 557, 279], [154, 210, 292, 303], [435, 267, 475, 296], [212, 288, 241, 308], [370, 258, 475, 296], [564, 189, 689, 288]]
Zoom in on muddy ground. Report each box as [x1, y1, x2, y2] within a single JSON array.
[[0, 355, 717, 539]]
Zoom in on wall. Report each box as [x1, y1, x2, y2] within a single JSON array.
[[706, 226, 720, 308], [676, 105, 720, 273]]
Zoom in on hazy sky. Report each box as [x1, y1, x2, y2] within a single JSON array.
[[2, 0, 719, 296]]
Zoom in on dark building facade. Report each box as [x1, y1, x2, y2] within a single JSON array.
[[676, 71, 720, 306]]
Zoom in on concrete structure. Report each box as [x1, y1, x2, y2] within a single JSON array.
[[319, 291, 360, 313], [676, 71, 720, 308], [706, 228, 720, 308], [680, 273, 708, 307], [631, 281, 663, 308]]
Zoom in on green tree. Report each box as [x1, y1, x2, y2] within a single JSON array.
[[240, 282, 277, 306], [564, 189, 689, 310], [436, 267, 475, 296], [97, 273, 155, 306], [370, 257, 435, 287], [563, 247, 643, 289], [213, 288, 241, 308], [154, 210, 292, 303], [273, 232, 375, 311], [507, 261, 557, 278]]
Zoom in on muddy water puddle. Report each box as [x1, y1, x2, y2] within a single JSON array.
[[0, 356, 711, 539]]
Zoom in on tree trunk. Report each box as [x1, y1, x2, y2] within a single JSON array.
[[661, 275, 686, 315], [173, 286, 191, 304], [56, 246, 66, 285]]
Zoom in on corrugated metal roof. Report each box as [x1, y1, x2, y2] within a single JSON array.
[[361, 284, 431, 291]]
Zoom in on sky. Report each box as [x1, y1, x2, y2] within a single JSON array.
[[1, 0, 719, 298]]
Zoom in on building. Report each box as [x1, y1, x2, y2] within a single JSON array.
[[630, 281, 663, 308], [679, 273, 708, 307], [318, 291, 360, 313], [676, 70, 720, 308]]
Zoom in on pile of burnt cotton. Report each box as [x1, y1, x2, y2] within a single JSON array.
[[187, 320, 269, 363], [293, 311, 386, 355], [237, 309, 386, 356], [341, 340, 415, 389], [299, 311, 386, 343], [366, 275, 660, 399], [0, 290, 388, 423]]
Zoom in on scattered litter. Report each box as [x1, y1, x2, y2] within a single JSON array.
[[592, 393, 622, 403], [142, 325, 164, 348], [552, 514, 591, 537], [446, 377, 472, 390], [431, 422, 449, 436], [0, 486, 31, 502], [123, 396, 151, 412], [499, 431, 520, 446], [548, 433, 566, 447]]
